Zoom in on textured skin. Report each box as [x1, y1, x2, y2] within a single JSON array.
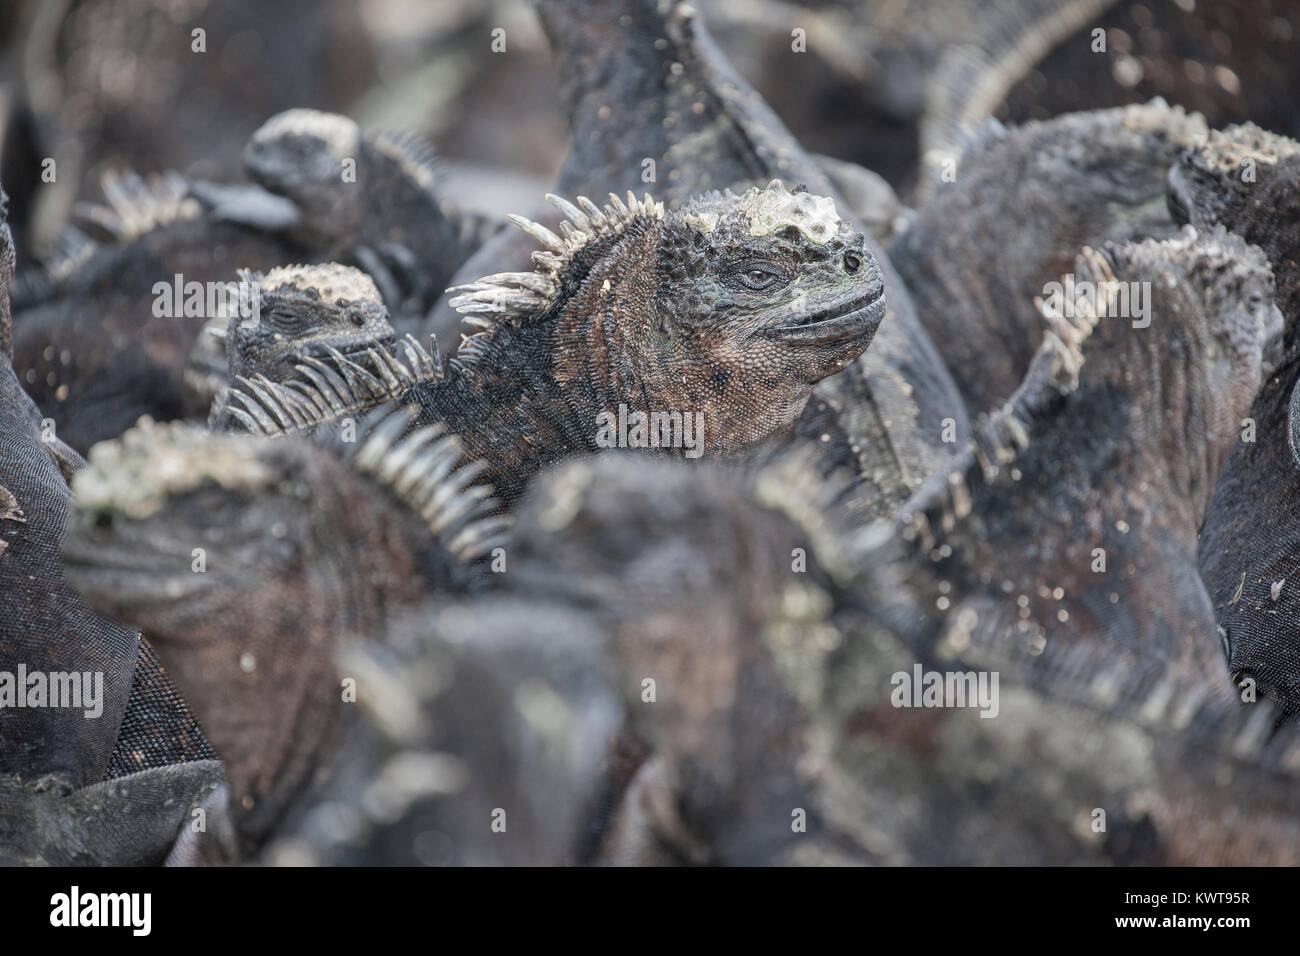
[[11, 185, 304, 452], [1173, 125, 1300, 716], [409, 182, 884, 506], [240, 110, 474, 327], [0, 761, 230, 866], [63, 413, 504, 853], [429, 0, 968, 523], [0, 187, 139, 790], [499, 228, 1291, 865], [892, 100, 1208, 418]]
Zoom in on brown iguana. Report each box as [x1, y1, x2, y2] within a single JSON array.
[[62, 409, 507, 853], [415, 180, 884, 506], [431, 0, 969, 520]]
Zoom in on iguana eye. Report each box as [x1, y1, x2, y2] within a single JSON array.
[[730, 261, 790, 292], [265, 307, 307, 334]]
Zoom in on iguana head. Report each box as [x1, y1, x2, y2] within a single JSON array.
[[1168, 123, 1300, 230], [228, 263, 397, 383], [243, 109, 367, 241], [243, 109, 447, 245], [450, 180, 883, 453], [64, 413, 504, 645]]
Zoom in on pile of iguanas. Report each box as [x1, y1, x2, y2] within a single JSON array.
[[3, 0, 1300, 866]]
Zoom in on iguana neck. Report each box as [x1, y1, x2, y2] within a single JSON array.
[[418, 223, 666, 504], [537, 0, 826, 201]]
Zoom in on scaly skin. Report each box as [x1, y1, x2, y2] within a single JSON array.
[[0, 184, 141, 790], [431, 0, 967, 523], [62, 411, 506, 853], [410, 181, 884, 505], [240, 109, 474, 325], [1170, 124, 1300, 716], [892, 100, 1209, 418]]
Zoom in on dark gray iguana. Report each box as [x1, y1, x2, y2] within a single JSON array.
[[63, 409, 507, 854], [11, 108, 475, 451], [430, 0, 968, 521], [0, 183, 223, 866], [1170, 123, 1300, 717], [891, 99, 1208, 419], [188, 262, 440, 428]]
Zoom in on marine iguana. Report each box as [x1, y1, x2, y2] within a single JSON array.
[[891, 99, 1208, 417], [191, 262, 439, 427], [419, 180, 883, 506], [228, 108, 477, 325], [228, 182, 883, 508], [433, 0, 967, 521], [63, 410, 508, 851], [1169, 123, 1300, 716], [542, 228, 1291, 865]]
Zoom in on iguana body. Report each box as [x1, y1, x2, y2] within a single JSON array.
[[63, 410, 505, 853], [508, 228, 1290, 865], [432, 0, 968, 522], [234, 109, 478, 326], [1171, 124, 1300, 716], [413, 182, 882, 505], [892, 99, 1208, 417]]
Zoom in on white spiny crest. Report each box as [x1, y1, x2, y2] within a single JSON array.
[[902, 246, 1117, 553], [217, 334, 440, 436], [77, 168, 199, 244], [343, 408, 510, 563], [447, 190, 665, 328]]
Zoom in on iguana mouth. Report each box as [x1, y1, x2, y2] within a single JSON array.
[[762, 281, 886, 344]]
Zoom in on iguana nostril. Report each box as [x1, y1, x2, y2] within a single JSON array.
[[843, 252, 862, 273]]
